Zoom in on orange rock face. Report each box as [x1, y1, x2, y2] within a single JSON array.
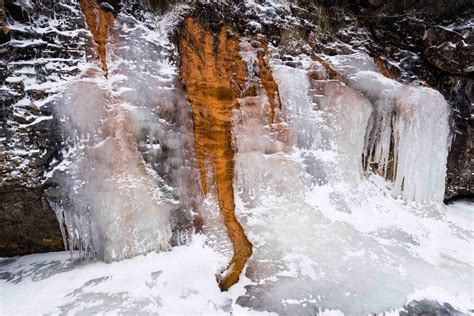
[[80, 0, 115, 76], [374, 57, 396, 79], [179, 18, 253, 291]]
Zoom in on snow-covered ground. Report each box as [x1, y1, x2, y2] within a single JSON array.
[[0, 235, 261, 315], [1, 200, 472, 315]]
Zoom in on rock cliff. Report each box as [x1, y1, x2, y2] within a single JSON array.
[[0, 0, 472, 262]]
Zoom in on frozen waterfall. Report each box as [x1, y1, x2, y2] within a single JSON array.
[[327, 53, 451, 203], [1, 2, 471, 315], [49, 10, 192, 261], [226, 51, 471, 314]]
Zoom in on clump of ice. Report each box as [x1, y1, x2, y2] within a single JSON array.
[[56, 76, 173, 261], [328, 53, 451, 203]]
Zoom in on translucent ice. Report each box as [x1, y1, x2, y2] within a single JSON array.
[[225, 53, 471, 315], [329, 53, 451, 203]]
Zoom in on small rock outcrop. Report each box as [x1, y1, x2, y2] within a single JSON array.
[[0, 186, 63, 256], [423, 24, 474, 74]]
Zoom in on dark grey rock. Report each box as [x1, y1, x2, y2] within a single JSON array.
[[0, 185, 64, 257], [4, 0, 29, 22], [423, 25, 474, 74], [0, 0, 88, 256], [401, 299, 466, 316]]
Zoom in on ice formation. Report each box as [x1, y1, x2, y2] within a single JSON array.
[[327, 53, 451, 203], [49, 9, 194, 261], [2, 1, 471, 315], [225, 52, 472, 314], [47, 16, 466, 315]]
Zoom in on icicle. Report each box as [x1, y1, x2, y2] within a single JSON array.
[[391, 86, 450, 202], [49, 6, 199, 261], [327, 53, 451, 203]]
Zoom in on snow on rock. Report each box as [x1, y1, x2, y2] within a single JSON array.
[[2, 0, 86, 187]]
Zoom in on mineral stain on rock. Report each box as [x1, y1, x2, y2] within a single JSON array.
[[256, 45, 282, 125], [80, 0, 115, 76], [179, 17, 253, 291]]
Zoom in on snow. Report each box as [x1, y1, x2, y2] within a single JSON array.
[[1, 202, 471, 314], [19, 115, 52, 127], [0, 236, 273, 315], [9, 39, 47, 47]]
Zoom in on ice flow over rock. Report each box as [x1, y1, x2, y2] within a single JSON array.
[[327, 52, 451, 203]]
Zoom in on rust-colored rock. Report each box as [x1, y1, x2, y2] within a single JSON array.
[[0, 1, 10, 44], [257, 45, 282, 125], [179, 18, 253, 291], [312, 54, 341, 80], [252, 42, 290, 150], [374, 57, 396, 79], [80, 0, 115, 76]]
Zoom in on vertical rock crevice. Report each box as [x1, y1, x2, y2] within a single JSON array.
[[179, 17, 253, 291]]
